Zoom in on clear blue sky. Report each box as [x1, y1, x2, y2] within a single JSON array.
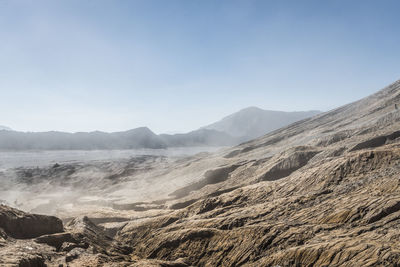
[[1, 0, 399, 133]]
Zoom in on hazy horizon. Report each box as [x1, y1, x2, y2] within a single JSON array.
[[1, 0, 400, 133], [2, 106, 322, 134]]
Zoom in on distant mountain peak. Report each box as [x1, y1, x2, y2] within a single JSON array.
[[203, 107, 321, 141], [239, 106, 264, 112]]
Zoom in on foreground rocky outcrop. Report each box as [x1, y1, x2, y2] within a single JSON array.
[[1, 80, 400, 266], [0, 205, 63, 239], [117, 146, 400, 266], [0, 205, 136, 266]]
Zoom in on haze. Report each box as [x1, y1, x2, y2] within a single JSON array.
[[1, 0, 400, 133]]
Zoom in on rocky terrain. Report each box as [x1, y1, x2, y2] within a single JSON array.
[[1, 79, 400, 266]]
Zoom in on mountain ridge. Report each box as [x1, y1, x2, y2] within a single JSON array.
[[0, 107, 318, 150], [203, 107, 321, 141]]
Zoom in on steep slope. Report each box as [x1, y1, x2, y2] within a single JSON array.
[[113, 79, 400, 266], [203, 107, 320, 141]]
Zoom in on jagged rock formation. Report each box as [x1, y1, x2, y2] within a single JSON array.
[[1, 80, 400, 266]]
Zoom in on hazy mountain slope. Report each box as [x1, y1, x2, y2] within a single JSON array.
[[0, 127, 167, 150], [0, 127, 236, 150], [0, 125, 12, 131], [203, 107, 320, 140], [160, 129, 238, 147]]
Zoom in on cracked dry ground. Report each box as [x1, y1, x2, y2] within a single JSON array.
[[1, 80, 400, 266]]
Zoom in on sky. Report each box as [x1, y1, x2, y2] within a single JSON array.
[[0, 0, 400, 134]]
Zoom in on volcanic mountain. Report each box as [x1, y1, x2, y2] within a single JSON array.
[[203, 107, 320, 141]]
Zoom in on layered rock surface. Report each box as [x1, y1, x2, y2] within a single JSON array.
[[1, 80, 400, 266]]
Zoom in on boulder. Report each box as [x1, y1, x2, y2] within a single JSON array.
[[0, 205, 63, 239]]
